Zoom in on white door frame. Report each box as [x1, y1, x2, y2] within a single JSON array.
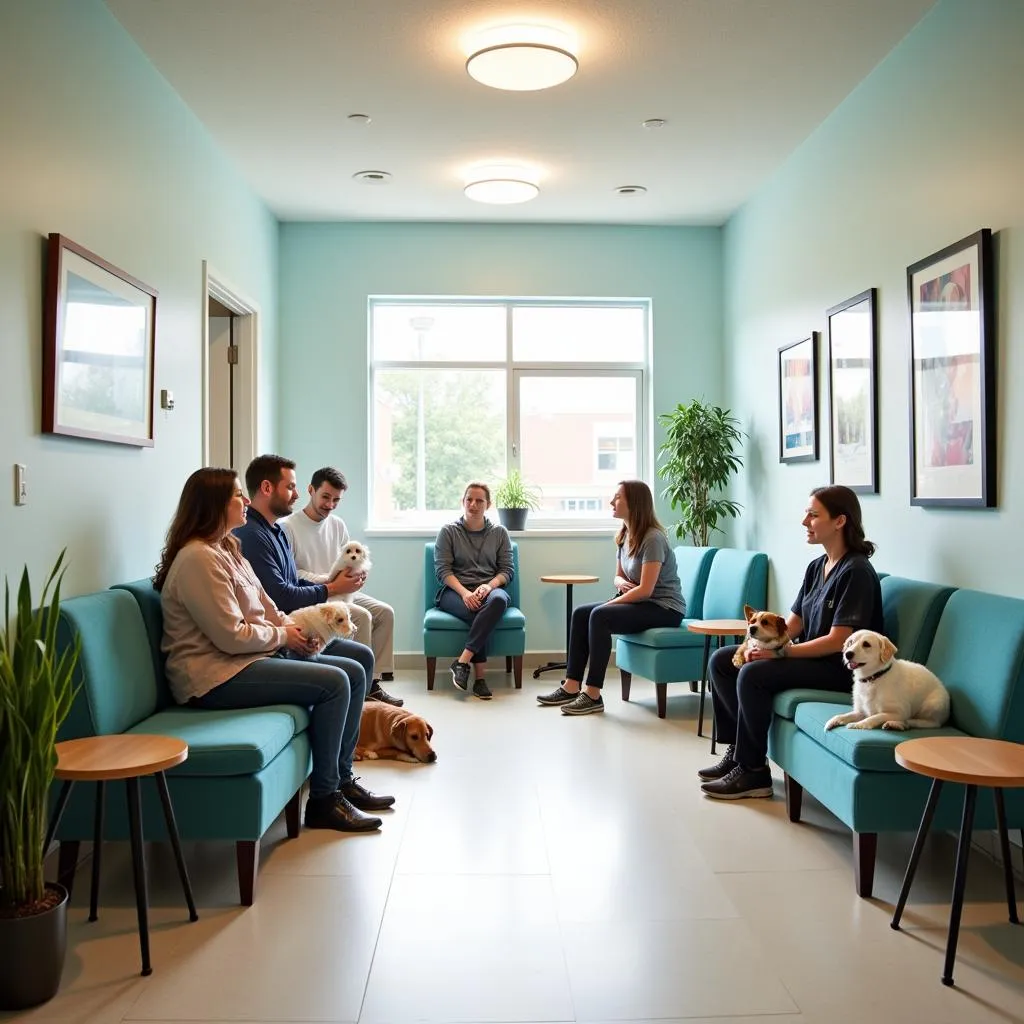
[[201, 261, 260, 469]]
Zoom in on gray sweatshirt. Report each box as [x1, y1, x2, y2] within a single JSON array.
[[434, 518, 515, 601]]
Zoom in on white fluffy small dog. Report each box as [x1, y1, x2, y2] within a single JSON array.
[[287, 601, 355, 648], [329, 541, 372, 579], [824, 629, 951, 732]]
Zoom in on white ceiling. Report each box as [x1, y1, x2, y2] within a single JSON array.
[[106, 0, 934, 225]]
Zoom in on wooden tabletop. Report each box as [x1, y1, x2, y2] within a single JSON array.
[[895, 737, 1024, 787], [540, 575, 600, 585], [55, 734, 189, 781], [687, 618, 748, 636]]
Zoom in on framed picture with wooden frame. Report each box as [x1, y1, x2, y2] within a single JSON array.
[[778, 332, 819, 464], [826, 288, 878, 493], [907, 228, 995, 507], [43, 234, 157, 447]]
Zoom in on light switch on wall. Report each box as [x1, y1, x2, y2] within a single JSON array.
[[14, 464, 26, 505]]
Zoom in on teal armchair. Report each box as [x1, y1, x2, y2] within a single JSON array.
[[423, 541, 526, 689]]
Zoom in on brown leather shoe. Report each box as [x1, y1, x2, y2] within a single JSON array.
[[304, 793, 381, 832], [339, 777, 395, 811]]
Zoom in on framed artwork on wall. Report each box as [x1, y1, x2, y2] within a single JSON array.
[[907, 228, 994, 507], [827, 288, 878, 493], [42, 234, 157, 447], [778, 332, 819, 464]]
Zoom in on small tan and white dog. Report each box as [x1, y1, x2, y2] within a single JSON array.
[[329, 541, 372, 580], [733, 604, 791, 666], [287, 601, 355, 648], [824, 629, 951, 732]]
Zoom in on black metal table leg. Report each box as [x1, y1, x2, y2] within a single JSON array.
[[993, 789, 1019, 924], [697, 635, 711, 739], [43, 780, 74, 856], [89, 780, 105, 922], [125, 777, 152, 977], [891, 778, 944, 930], [942, 784, 978, 987], [155, 772, 199, 922], [533, 583, 574, 678]]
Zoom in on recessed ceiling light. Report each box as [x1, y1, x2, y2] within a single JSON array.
[[464, 164, 540, 204], [614, 185, 647, 195], [347, 113, 372, 125], [466, 24, 578, 91], [642, 118, 666, 129], [352, 170, 392, 184]]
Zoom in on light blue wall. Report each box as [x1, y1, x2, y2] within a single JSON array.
[[724, 0, 1024, 611], [279, 223, 723, 653], [0, 1, 278, 595]]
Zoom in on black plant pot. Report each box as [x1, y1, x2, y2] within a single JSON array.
[[0, 882, 69, 1010], [497, 507, 528, 532]]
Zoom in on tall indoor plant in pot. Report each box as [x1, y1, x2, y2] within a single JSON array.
[[657, 400, 744, 546], [493, 470, 541, 532], [0, 552, 79, 1010]]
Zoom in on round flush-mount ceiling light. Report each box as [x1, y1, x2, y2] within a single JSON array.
[[464, 164, 540, 204], [352, 169, 392, 184], [614, 185, 647, 195], [465, 24, 578, 91]]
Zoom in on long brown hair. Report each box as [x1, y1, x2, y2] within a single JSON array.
[[615, 480, 665, 557], [153, 468, 240, 591], [810, 485, 876, 557]]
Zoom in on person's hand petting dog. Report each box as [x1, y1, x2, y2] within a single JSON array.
[[284, 625, 321, 656], [326, 567, 366, 598]]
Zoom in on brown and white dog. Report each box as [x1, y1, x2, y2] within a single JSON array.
[[824, 629, 951, 732], [356, 702, 436, 763], [287, 601, 355, 648], [732, 604, 791, 666]]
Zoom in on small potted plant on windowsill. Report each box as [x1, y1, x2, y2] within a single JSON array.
[[493, 470, 541, 532], [0, 552, 80, 1011]]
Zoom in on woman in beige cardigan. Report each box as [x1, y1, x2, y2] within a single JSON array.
[[154, 467, 393, 833]]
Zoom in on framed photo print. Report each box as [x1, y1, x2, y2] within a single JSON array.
[[42, 234, 157, 447], [778, 332, 819, 463], [907, 228, 995, 507], [827, 288, 878, 493]]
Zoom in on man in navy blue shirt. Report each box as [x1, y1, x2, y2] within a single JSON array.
[[235, 454, 393, 815]]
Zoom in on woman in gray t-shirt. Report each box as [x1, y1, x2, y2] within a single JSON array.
[[538, 480, 686, 716]]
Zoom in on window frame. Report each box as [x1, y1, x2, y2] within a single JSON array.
[[368, 296, 651, 531]]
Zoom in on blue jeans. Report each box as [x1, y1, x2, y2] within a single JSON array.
[[437, 587, 511, 663], [567, 600, 684, 689], [192, 638, 371, 799]]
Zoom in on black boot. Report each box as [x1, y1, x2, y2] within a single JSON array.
[[304, 792, 382, 832]]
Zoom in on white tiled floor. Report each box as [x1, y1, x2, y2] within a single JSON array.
[[6, 670, 1024, 1024]]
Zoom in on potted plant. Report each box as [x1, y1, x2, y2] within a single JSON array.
[[0, 552, 79, 1010], [493, 469, 541, 532], [657, 399, 745, 547]]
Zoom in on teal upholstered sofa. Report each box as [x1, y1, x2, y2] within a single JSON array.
[[422, 542, 526, 689], [52, 582, 311, 906], [616, 547, 768, 719], [769, 575, 1024, 897]]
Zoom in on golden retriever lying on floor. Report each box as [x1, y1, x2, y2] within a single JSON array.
[[356, 702, 436, 763]]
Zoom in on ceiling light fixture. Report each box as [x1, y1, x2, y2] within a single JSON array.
[[614, 185, 647, 195], [464, 164, 540, 204], [352, 170, 392, 184], [465, 24, 578, 91]]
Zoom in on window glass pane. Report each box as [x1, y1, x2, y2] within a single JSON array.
[[372, 369, 505, 523], [512, 306, 645, 362], [373, 305, 506, 362], [519, 376, 637, 518]]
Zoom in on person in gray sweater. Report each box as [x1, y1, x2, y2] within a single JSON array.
[[434, 482, 515, 700]]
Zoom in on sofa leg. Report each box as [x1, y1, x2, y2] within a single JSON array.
[[784, 774, 803, 823], [236, 840, 260, 907], [57, 840, 80, 898], [620, 670, 632, 702], [512, 655, 523, 689], [689, 680, 698, 693], [656, 683, 667, 719], [426, 657, 436, 690], [285, 786, 302, 839], [853, 832, 878, 898], [505, 655, 512, 673]]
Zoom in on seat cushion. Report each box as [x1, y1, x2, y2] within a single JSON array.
[[616, 621, 705, 649], [423, 607, 526, 632], [793, 701, 966, 772], [127, 705, 310, 777]]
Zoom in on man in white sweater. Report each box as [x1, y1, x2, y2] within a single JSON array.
[[281, 467, 401, 706]]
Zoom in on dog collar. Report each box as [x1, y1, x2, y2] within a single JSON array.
[[860, 662, 894, 683]]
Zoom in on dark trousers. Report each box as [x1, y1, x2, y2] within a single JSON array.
[[709, 645, 851, 768], [437, 587, 511, 663], [568, 600, 683, 689]]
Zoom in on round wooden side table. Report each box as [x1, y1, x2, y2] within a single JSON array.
[[686, 619, 748, 748], [44, 734, 199, 977], [891, 736, 1024, 987], [533, 575, 600, 678]]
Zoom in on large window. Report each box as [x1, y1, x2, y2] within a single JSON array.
[[370, 299, 649, 527]]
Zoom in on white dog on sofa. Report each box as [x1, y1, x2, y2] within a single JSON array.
[[824, 629, 951, 732], [287, 600, 355, 649]]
